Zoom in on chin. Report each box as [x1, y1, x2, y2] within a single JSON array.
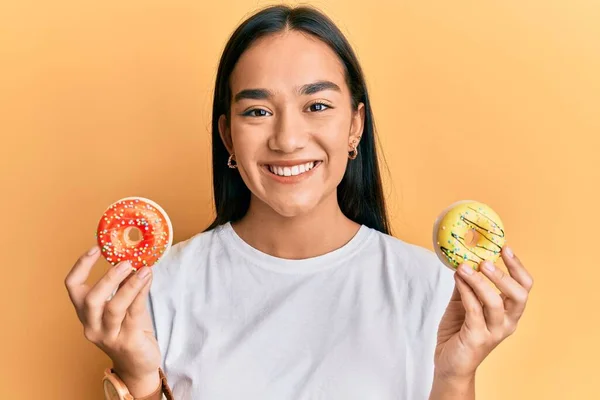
[[266, 197, 321, 218]]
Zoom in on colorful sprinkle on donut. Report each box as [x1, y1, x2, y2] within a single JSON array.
[[95, 197, 173, 270]]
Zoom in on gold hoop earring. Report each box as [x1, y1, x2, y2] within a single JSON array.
[[227, 154, 238, 169], [348, 138, 359, 160]]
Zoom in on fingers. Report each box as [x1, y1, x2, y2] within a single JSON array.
[[127, 269, 153, 319], [456, 263, 505, 334], [501, 246, 534, 292], [64, 245, 102, 312], [126, 269, 156, 333], [449, 279, 462, 302], [479, 259, 529, 323], [84, 261, 135, 332], [453, 271, 487, 333], [103, 267, 153, 336]]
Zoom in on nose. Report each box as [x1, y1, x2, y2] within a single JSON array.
[[268, 107, 308, 153]]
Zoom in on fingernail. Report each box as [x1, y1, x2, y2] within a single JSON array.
[[504, 246, 514, 258], [137, 267, 151, 280], [87, 245, 100, 256], [116, 261, 132, 273], [459, 264, 474, 275], [482, 261, 495, 272]]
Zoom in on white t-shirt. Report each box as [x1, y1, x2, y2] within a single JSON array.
[[148, 222, 455, 400]]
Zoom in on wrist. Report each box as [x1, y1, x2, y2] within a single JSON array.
[[430, 370, 475, 400], [116, 369, 161, 398]]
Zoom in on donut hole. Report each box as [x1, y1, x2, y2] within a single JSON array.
[[464, 229, 481, 247], [123, 226, 143, 246]]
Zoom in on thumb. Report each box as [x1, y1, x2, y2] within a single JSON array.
[[126, 274, 154, 332]]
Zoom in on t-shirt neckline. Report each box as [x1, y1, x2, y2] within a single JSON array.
[[219, 222, 374, 274]]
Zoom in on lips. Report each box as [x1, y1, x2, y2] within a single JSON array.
[[261, 160, 323, 182], [266, 161, 320, 177]]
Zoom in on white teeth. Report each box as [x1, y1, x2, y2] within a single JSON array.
[[268, 161, 318, 177]]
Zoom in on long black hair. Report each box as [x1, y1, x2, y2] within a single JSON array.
[[205, 4, 391, 235]]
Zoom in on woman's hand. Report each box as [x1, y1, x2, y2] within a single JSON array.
[[64, 245, 162, 396], [434, 246, 534, 383]]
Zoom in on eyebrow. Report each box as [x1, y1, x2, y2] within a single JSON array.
[[233, 80, 341, 103], [234, 88, 273, 102], [299, 80, 341, 95]]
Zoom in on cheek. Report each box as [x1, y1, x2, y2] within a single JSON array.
[[315, 118, 351, 166], [230, 120, 269, 161], [229, 124, 286, 204]]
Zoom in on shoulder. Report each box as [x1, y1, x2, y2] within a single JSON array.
[[368, 228, 456, 332], [150, 224, 227, 291], [369, 228, 456, 295]]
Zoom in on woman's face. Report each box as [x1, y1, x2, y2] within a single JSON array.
[[219, 30, 364, 218]]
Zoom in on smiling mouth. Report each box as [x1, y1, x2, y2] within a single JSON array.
[[264, 161, 322, 177]]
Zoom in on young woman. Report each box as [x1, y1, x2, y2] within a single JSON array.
[[65, 5, 533, 400]]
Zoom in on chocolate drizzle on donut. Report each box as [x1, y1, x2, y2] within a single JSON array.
[[439, 206, 505, 268]]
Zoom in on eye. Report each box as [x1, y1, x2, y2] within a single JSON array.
[[307, 102, 331, 112], [242, 108, 272, 117]]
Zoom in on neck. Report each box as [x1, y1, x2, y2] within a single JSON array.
[[231, 193, 361, 260]]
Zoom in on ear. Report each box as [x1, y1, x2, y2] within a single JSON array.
[[218, 114, 234, 154], [349, 102, 365, 148]]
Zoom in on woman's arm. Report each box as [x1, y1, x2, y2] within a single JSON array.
[[429, 372, 475, 400]]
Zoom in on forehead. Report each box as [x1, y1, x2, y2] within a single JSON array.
[[230, 30, 347, 94]]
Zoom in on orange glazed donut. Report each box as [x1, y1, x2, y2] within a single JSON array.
[[96, 197, 173, 271]]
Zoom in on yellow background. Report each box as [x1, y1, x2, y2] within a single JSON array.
[[2, 0, 598, 398]]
